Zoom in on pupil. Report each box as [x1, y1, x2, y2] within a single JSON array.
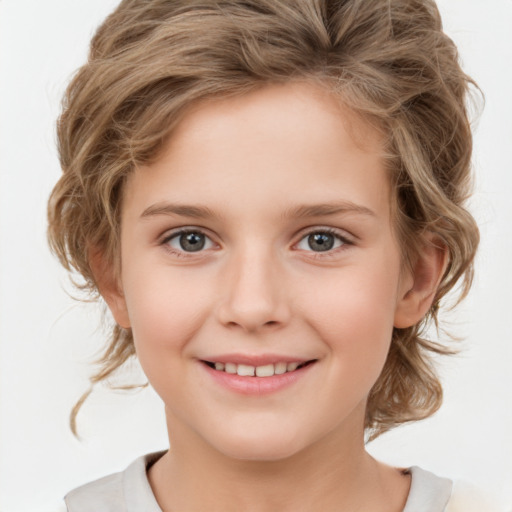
[[180, 232, 205, 252], [308, 233, 334, 252]]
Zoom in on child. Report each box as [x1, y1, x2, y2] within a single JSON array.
[[47, 0, 495, 510]]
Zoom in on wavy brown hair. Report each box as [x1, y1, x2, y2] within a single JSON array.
[[48, 0, 480, 439]]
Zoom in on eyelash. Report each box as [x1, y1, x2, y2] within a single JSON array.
[[296, 228, 353, 259], [160, 227, 354, 259]]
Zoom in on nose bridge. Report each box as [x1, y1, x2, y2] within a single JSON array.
[[217, 240, 288, 331]]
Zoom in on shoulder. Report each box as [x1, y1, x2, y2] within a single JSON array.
[[445, 479, 506, 512], [404, 466, 505, 512], [65, 470, 125, 512], [64, 451, 166, 512], [403, 466, 453, 512]]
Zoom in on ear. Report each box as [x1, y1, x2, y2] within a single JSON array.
[[89, 247, 131, 329], [394, 234, 449, 329]]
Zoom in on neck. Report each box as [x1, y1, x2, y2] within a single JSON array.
[[148, 406, 410, 512]]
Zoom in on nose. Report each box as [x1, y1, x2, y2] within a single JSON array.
[[215, 245, 290, 333]]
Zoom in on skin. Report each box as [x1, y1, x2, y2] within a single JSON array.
[[96, 82, 446, 511]]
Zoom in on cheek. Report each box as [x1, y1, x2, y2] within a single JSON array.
[[298, 260, 400, 378], [121, 260, 213, 368]]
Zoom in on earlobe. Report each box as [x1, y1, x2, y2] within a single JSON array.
[[89, 247, 131, 329], [394, 236, 448, 329]]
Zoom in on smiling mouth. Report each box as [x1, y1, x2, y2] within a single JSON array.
[[201, 360, 317, 377]]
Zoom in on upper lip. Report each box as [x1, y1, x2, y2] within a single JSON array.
[[200, 353, 316, 366]]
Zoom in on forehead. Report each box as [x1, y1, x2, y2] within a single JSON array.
[[123, 82, 391, 223]]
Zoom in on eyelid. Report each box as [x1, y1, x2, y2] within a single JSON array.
[[296, 226, 354, 242], [158, 225, 355, 258], [160, 226, 218, 255], [160, 226, 204, 242], [293, 226, 355, 254]]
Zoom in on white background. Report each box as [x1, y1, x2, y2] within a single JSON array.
[[1, 1, 511, 510]]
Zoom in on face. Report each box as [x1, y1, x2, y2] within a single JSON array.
[[111, 82, 414, 461]]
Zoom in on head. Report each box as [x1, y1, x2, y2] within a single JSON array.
[[48, 0, 479, 443]]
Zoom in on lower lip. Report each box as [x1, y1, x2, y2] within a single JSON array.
[[201, 362, 316, 395]]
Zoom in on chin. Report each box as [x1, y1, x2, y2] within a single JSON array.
[[207, 426, 311, 462]]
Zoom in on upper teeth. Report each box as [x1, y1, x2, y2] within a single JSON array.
[[213, 361, 301, 377]]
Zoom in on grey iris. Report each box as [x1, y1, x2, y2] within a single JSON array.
[[308, 233, 334, 251], [180, 232, 205, 252]]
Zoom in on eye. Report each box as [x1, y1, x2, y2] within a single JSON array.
[[164, 230, 215, 253], [296, 229, 349, 253]]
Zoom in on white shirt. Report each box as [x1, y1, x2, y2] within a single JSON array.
[[61, 451, 502, 511]]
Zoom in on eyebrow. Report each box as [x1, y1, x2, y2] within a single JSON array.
[[281, 201, 376, 220], [140, 200, 376, 220], [140, 203, 219, 220]]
